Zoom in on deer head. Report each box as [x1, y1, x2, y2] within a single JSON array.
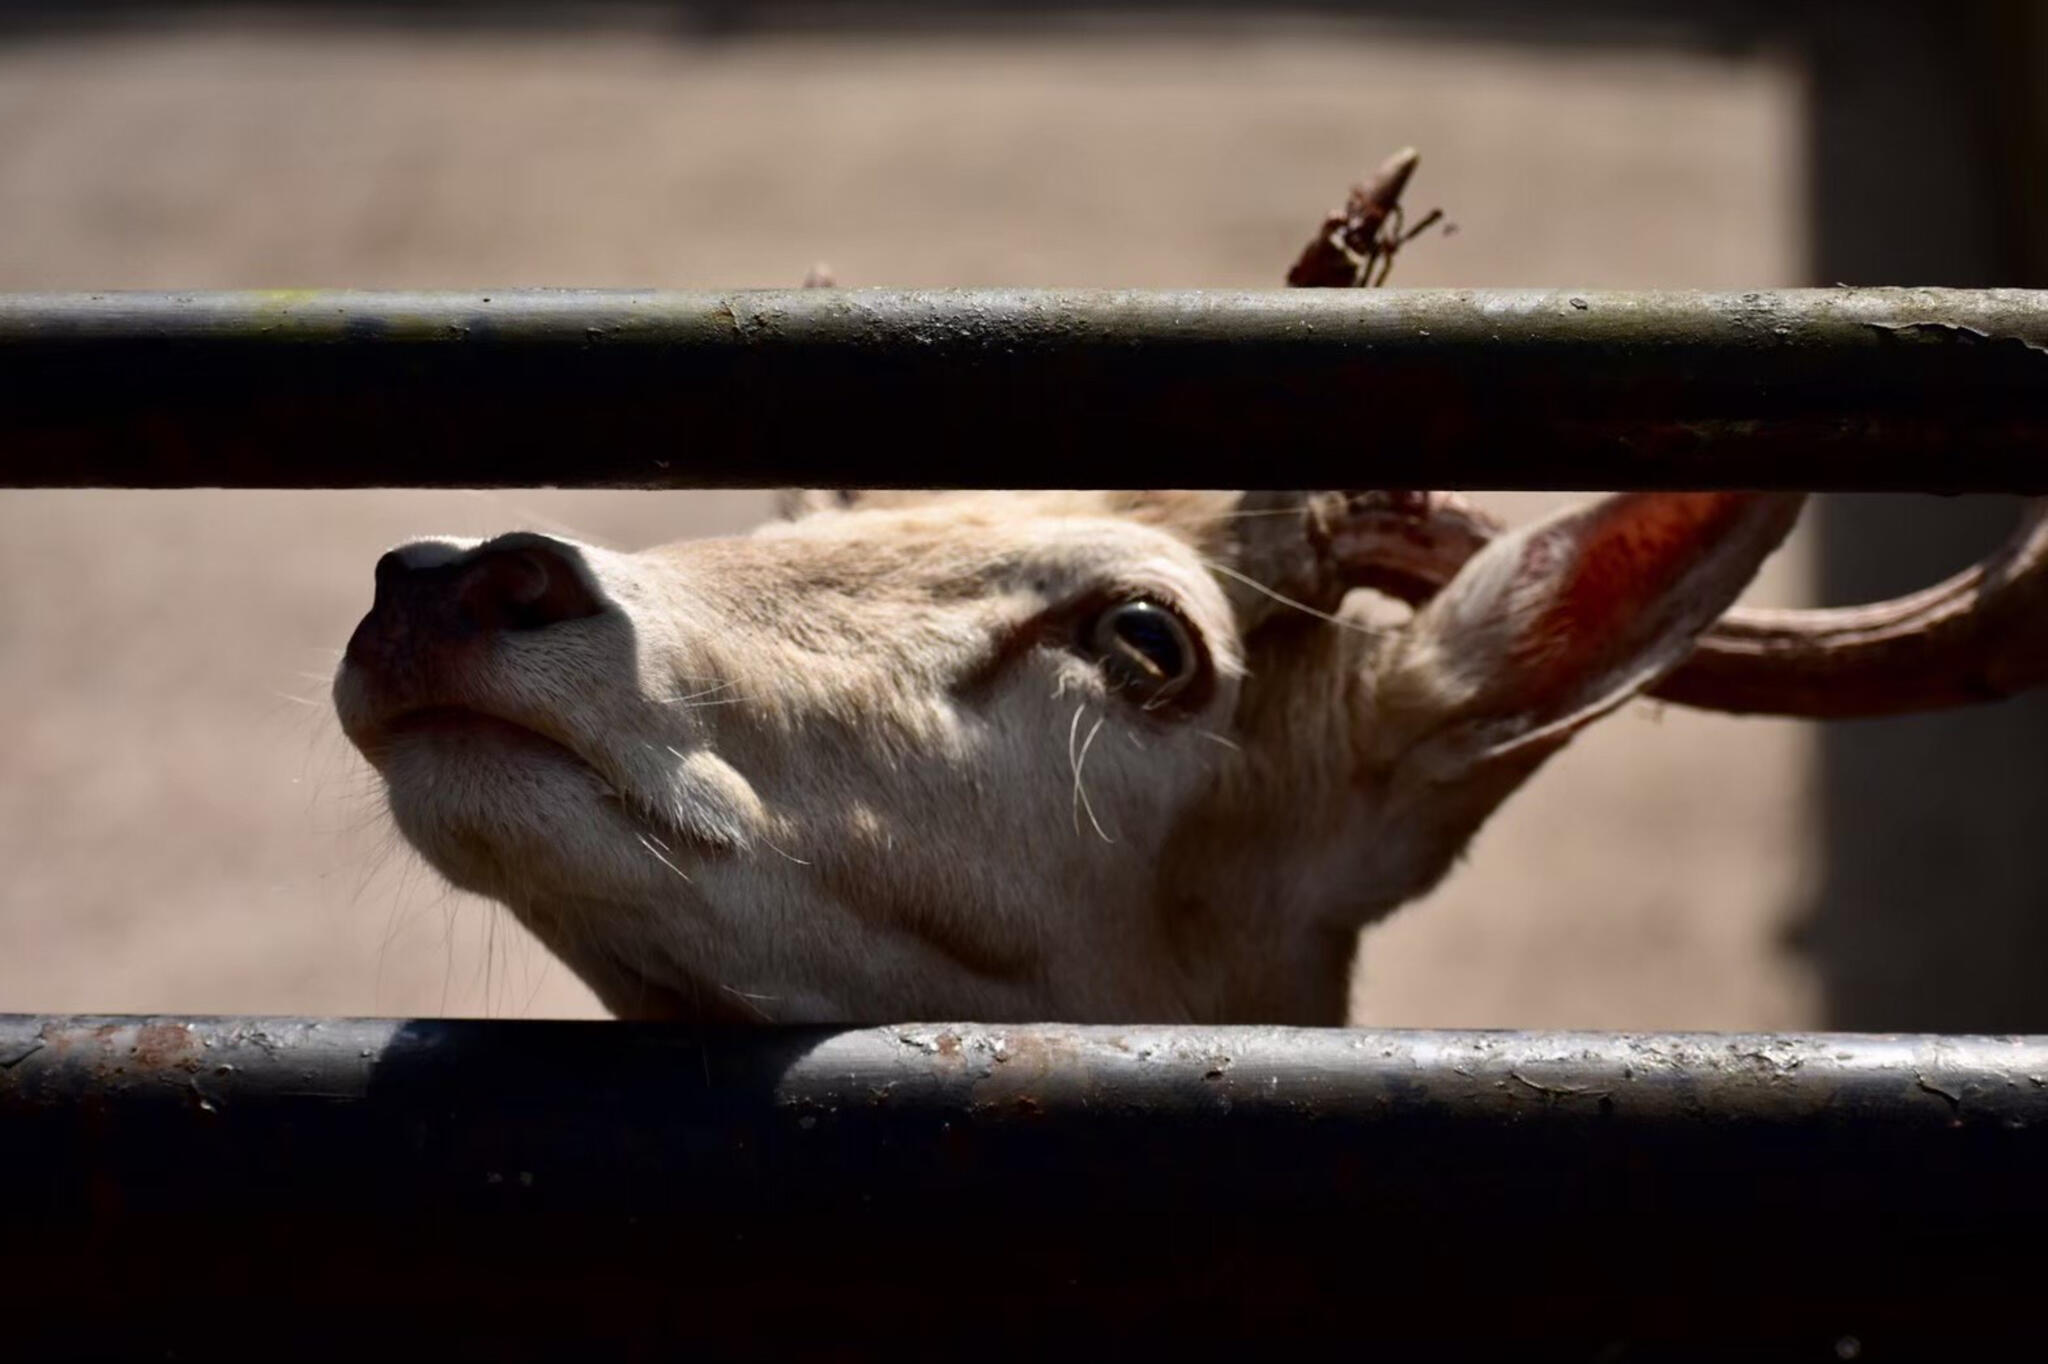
[[329, 486, 1998, 1024]]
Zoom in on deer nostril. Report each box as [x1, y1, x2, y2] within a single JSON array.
[[498, 552, 552, 608], [458, 543, 606, 633], [349, 539, 609, 678]]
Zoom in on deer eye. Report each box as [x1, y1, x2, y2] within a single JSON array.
[[1086, 599, 1200, 702]]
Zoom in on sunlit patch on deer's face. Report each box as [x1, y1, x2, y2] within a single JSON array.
[[338, 495, 1251, 1024], [340, 487, 1806, 1028]]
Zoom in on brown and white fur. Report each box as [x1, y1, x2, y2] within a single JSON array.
[[334, 489, 1802, 1025]]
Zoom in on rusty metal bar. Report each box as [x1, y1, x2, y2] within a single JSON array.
[[4, 1014, 2045, 1359], [5, 288, 2048, 492]]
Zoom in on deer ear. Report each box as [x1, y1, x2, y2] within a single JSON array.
[[1370, 492, 1804, 777]]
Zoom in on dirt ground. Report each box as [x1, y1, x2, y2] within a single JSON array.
[[0, 16, 1820, 1025]]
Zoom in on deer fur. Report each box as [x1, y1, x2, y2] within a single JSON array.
[[334, 489, 1803, 1025]]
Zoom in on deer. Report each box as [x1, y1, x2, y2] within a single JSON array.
[[332, 483, 2048, 1025], [332, 151, 2048, 1025]]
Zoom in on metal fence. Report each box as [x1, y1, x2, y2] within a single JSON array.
[[4, 288, 2045, 1361], [7, 288, 2048, 490]]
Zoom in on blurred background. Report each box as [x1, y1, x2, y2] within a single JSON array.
[[0, 1, 2041, 1030]]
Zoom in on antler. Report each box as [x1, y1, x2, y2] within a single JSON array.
[[1311, 490, 2048, 720], [1653, 500, 2048, 717], [1284, 153, 2048, 720]]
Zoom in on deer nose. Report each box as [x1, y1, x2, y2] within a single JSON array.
[[348, 537, 607, 671], [444, 536, 602, 630]]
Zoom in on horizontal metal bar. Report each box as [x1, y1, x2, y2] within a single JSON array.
[[4, 288, 2048, 492], [5, 1015, 2046, 1359]]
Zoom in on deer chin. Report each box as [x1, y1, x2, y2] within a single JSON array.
[[371, 708, 715, 910], [557, 936, 862, 1025], [542, 943, 763, 1024]]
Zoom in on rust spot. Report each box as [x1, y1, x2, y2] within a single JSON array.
[[133, 1022, 202, 1075]]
